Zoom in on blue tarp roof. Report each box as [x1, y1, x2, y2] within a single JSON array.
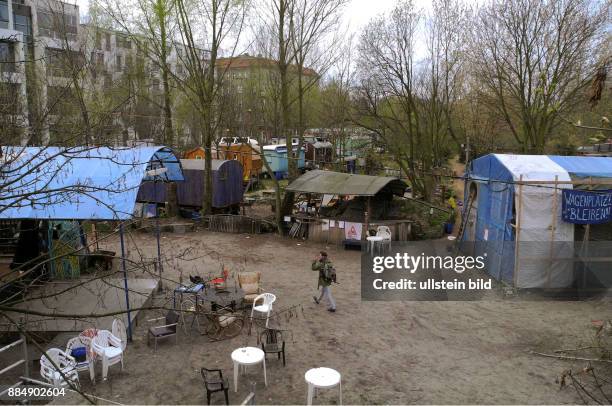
[[470, 154, 612, 181], [0, 146, 183, 220], [548, 155, 612, 178]]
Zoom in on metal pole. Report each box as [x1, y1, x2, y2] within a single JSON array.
[[119, 223, 133, 342], [465, 135, 470, 165], [21, 332, 28, 378], [155, 178, 163, 292]]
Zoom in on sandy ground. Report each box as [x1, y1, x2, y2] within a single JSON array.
[[26, 228, 609, 405]]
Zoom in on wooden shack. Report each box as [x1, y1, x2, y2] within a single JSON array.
[[285, 170, 412, 245], [184, 145, 262, 183]]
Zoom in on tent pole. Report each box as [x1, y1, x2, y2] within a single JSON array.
[[513, 175, 523, 288], [119, 223, 133, 342], [156, 188, 163, 293], [365, 196, 371, 234], [547, 176, 558, 288]]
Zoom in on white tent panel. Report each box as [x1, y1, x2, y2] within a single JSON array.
[[495, 155, 574, 288]]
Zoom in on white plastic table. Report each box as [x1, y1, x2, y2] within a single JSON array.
[[305, 367, 342, 405], [231, 347, 267, 392], [366, 235, 384, 255]]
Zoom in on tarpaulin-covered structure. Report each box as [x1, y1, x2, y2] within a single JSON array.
[[0, 146, 183, 220], [462, 154, 612, 288], [285, 170, 412, 245], [137, 159, 244, 209]]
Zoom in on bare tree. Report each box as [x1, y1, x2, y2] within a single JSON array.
[[356, 0, 440, 200], [174, 0, 248, 214], [469, 0, 607, 153]]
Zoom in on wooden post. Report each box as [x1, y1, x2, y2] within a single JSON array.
[[582, 177, 593, 288], [365, 196, 372, 235], [91, 223, 100, 251], [547, 175, 558, 288], [513, 175, 523, 287]]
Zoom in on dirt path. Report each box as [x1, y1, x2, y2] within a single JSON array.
[[38, 229, 611, 405]]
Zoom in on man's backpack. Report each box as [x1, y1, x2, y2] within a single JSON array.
[[323, 264, 337, 283]]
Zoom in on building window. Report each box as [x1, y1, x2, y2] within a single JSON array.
[[105, 33, 111, 51], [37, 9, 76, 40], [0, 42, 16, 72], [45, 47, 84, 77], [116, 35, 131, 50], [95, 31, 102, 50], [115, 54, 122, 72], [0, 83, 21, 111], [0, 1, 8, 29], [14, 14, 32, 40], [103, 73, 112, 89]]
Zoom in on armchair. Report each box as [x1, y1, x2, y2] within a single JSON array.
[[147, 310, 179, 351], [91, 330, 124, 381], [65, 336, 95, 382], [237, 272, 262, 306], [40, 348, 80, 388]]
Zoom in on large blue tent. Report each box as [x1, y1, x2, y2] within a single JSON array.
[[0, 146, 183, 220], [462, 154, 612, 288]]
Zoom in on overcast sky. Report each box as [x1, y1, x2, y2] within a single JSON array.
[[74, 0, 434, 33]]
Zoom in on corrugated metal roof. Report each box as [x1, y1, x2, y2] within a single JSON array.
[[285, 170, 407, 196], [0, 146, 183, 220]]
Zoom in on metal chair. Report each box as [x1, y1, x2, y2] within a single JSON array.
[[201, 367, 230, 405], [204, 305, 245, 341], [259, 329, 286, 366], [250, 293, 276, 328], [147, 310, 179, 351]]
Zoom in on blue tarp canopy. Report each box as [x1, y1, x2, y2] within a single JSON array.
[[462, 154, 612, 288], [0, 146, 183, 220]]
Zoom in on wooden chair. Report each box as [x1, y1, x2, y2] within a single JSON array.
[[201, 367, 230, 405], [147, 310, 179, 351], [237, 272, 262, 306]]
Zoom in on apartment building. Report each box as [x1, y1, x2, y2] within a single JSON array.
[[216, 53, 319, 141], [0, 0, 197, 145]]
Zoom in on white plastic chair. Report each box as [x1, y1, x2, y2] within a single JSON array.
[[66, 336, 95, 382], [40, 348, 80, 388], [91, 330, 124, 381], [376, 226, 392, 252], [111, 318, 128, 351], [250, 293, 276, 327]]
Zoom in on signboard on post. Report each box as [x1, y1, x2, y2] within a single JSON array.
[[562, 189, 612, 224]]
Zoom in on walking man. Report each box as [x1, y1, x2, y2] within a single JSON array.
[[312, 251, 336, 312]]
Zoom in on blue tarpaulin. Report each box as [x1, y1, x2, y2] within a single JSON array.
[[0, 146, 183, 220], [462, 154, 612, 287]]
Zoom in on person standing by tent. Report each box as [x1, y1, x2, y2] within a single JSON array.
[[312, 251, 337, 312]]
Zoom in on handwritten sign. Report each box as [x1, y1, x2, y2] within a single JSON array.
[[562, 189, 612, 224]]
